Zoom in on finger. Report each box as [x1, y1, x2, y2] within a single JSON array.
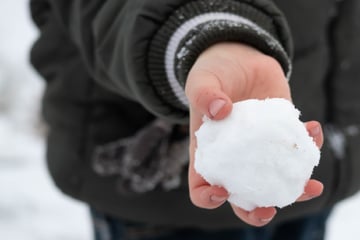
[[186, 70, 234, 209], [305, 121, 323, 148], [231, 205, 277, 227], [189, 184, 229, 209], [297, 179, 324, 202], [185, 70, 233, 120], [188, 127, 229, 209]]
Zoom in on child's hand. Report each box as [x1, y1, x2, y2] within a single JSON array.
[[185, 42, 324, 227]]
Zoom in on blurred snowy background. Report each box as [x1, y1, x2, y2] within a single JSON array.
[[0, 1, 91, 239], [0, 1, 359, 240]]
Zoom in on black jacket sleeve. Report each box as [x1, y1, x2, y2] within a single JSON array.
[[42, 0, 292, 123]]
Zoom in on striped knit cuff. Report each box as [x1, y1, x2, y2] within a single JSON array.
[[148, 0, 292, 111]]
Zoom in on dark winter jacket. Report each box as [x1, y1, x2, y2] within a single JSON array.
[[30, 0, 360, 229]]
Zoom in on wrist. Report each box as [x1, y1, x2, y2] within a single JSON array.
[[148, 0, 292, 111]]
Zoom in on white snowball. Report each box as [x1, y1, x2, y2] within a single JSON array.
[[194, 98, 320, 211]]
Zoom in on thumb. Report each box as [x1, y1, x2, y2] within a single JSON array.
[[185, 70, 233, 120]]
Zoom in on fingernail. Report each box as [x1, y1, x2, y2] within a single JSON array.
[[248, 212, 258, 222], [209, 99, 226, 117], [248, 210, 276, 224], [260, 217, 274, 223], [309, 125, 321, 138], [248, 212, 274, 224], [210, 195, 227, 203], [302, 194, 317, 201]]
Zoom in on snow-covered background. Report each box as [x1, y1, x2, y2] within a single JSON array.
[[0, 1, 359, 239], [0, 1, 91, 239]]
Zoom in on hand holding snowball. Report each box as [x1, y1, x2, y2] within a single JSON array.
[[185, 43, 324, 227]]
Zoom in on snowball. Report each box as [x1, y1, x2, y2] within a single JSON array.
[[194, 98, 320, 211]]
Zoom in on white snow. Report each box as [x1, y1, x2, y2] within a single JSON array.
[[0, 1, 91, 240], [1, 1, 360, 239], [195, 99, 320, 211]]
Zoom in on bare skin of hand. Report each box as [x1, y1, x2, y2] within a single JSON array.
[[185, 42, 324, 227]]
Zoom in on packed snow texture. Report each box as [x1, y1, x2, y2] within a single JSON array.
[[195, 98, 320, 211]]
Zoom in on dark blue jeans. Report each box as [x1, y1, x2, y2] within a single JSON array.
[[90, 208, 331, 240]]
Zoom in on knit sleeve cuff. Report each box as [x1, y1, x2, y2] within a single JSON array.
[[148, 0, 293, 111]]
